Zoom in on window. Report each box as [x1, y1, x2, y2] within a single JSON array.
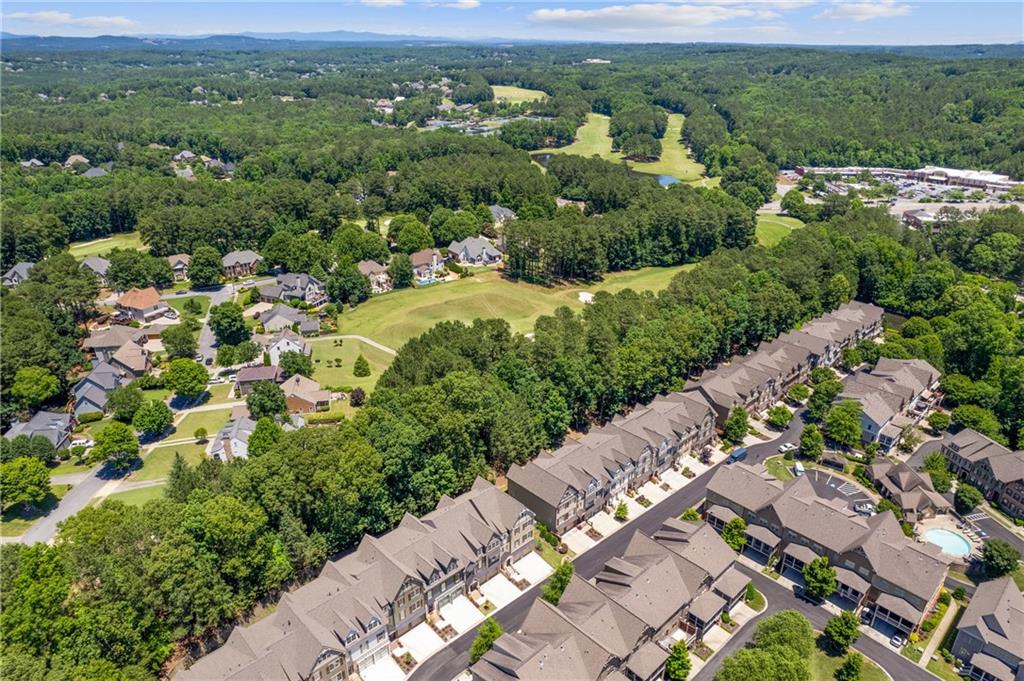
[[346, 631, 358, 644]]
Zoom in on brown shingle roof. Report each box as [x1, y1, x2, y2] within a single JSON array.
[[117, 286, 162, 310]]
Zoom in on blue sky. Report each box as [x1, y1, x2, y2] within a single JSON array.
[[2, 1, 1022, 44]]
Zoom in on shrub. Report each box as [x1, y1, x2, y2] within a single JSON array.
[[194, 427, 208, 443], [937, 589, 951, 606], [77, 411, 104, 424], [952, 587, 966, 601], [614, 501, 628, 522]]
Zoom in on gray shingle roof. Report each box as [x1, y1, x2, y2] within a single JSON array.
[[3, 410, 72, 447], [222, 249, 263, 267], [956, 576, 1024, 660]]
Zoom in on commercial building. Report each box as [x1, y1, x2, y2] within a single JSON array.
[[507, 391, 715, 535], [705, 463, 950, 635], [181, 479, 535, 681]]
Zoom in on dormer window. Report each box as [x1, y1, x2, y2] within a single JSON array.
[[346, 631, 358, 644], [368, 617, 380, 629]]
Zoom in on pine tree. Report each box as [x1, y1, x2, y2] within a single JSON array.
[[353, 354, 371, 377], [166, 453, 199, 503]]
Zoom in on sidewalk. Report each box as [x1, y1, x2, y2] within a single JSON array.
[[917, 602, 958, 668]]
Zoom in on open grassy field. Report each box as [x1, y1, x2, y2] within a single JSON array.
[[310, 338, 394, 392], [69, 230, 146, 259], [166, 294, 211, 317], [102, 484, 166, 508], [628, 113, 706, 181], [492, 85, 547, 104], [336, 265, 692, 351], [539, 112, 622, 163], [810, 645, 886, 681], [175, 408, 232, 439], [135, 442, 207, 482], [1, 484, 71, 537], [756, 214, 806, 247]]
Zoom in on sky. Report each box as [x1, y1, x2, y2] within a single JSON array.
[[2, 1, 1022, 45]]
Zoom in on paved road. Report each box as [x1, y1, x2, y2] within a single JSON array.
[[692, 565, 936, 681], [19, 462, 125, 545]]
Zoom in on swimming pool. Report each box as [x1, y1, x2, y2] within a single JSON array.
[[924, 528, 973, 557]]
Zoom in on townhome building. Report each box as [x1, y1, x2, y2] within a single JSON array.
[[840, 358, 940, 450], [471, 520, 747, 681], [259, 272, 328, 307], [181, 479, 535, 681], [705, 463, 950, 636], [507, 391, 715, 535], [686, 301, 884, 426], [951, 576, 1023, 681], [942, 429, 1024, 519]]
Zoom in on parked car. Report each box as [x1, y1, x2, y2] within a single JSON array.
[[890, 634, 906, 648], [728, 447, 748, 463], [793, 585, 823, 606], [854, 502, 875, 516], [204, 357, 213, 366], [71, 438, 95, 448], [778, 442, 797, 453]]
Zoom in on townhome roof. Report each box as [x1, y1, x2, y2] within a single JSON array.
[[868, 460, 951, 514], [957, 576, 1024, 661], [556, 575, 647, 659], [946, 429, 1024, 485]]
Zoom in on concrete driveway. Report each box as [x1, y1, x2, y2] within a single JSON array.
[[396, 622, 445, 663], [478, 574, 520, 609], [511, 552, 552, 585], [439, 596, 485, 635]]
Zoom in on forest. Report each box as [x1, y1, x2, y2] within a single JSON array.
[[1, 40, 1023, 681]]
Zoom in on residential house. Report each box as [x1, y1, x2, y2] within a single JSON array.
[[83, 167, 108, 178], [298, 318, 321, 336], [3, 410, 74, 450], [358, 260, 393, 294], [942, 429, 1024, 519], [950, 576, 1023, 681], [508, 391, 715, 535], [258, 273, 328, 307], [686, 301, 884, 426], [409, 248, 444, 281], [166, 254, 191, 281], [20, 158, 44, 169], [867, 460, 951, 522], [472, 520, 746, 681], [221, 250, 263, 278], [2, 262, 34, 287], [258, 303, 309, 333], [255, 328, 311, 365], [903, 209, 937, 230], [446, 236, 502, 266], [83, 326, 146, 362], [235, 365, 284, 396], [209, 416, 257, 462], [282, 374, 331, 413], [72, 361, 129, 417], [181, 479, 535, 681], [109, 341, 152, 378], [840, 358, 940, 450], [116, 287, 170, 322], [488, 204, 517, 227], [63, 154, 89, 169], [173, 150, 196, 162], [705, 463, 950, 635], [81, 256, 111, 286]]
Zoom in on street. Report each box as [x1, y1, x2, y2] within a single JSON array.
[[19, 462, 122, 545]]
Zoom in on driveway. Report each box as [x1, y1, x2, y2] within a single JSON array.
[[19, 462, 126, 545]]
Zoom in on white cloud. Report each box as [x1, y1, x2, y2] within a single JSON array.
[[4, 10, 138, 29], [529, 3, 781, 31], [443, 0, 480, 8], [360, 0, 405, 6], [817, 1, 911, 21]]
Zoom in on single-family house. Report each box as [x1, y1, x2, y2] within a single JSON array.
[[209, 416, 257, 462], [235, 365, 284, 396], [409, 248, 444, 281], [116, 287, 169, 322], [3, 410, 74, 450], [83, 167, 108, 178], [357, 260, 392, 294], [446, 236, 502, 266], [166, 254, 191, 282], [488, 204, 517, 227], [258, 273, 328, 307], [173, 150, 196, 162], [951, 576, 1023, 681], [83, 326, 146, 362], [942, 429, 1024, 519], [2, 262, 34, 287], [255, 328, 311, 365], [282, 374, 331, 413], [221, 250, 263, 278], [20, 158, 45, 169], [63, 154, 89, 169], [181, 479, 535, 681], [258, 303, 309, 333], [81, 256, 111, 286], [109, 341, 152, 378], [72, 361, 129, 417]]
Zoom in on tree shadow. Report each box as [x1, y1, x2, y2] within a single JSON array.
[[1, 491, 63, 525]]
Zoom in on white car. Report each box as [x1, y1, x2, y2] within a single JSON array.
[[890, 634, 906, 648], [778, 442, 798, 453], [71, 438, 95, 448]]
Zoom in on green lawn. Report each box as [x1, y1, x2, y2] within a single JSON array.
[[48, 458, 91, 478], [810, 645, 887, 681], [926, 658, 965, 681], [756, 215, 806, 247], [203, 383, 235, 405], [141, 387, 172, 403], [311, 338, 394, 392], [492, 84, 547, 104], [175, 409, 232, 439], [538, 112, 623, 163], [69, 231, 146, 259], [166, 294, 211, 317], [764, 455, 795, 481], [134, 442, 207, 482], [77, 417, 116, 439], [1, 484, 71, 537], [335, 265, 692, 352], [745, 585, 766, 612], [628, 113, 706, 181], [102, 484, 166, 508]]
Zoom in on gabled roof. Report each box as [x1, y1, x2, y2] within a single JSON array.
[[282, 374, 330, 404], [357, 260, 388, 276], [3, 262, 34, 282], [956, 576, 1024, 660], [111, 341, 150, 373], [946, 429, 1024, 485], [261, 303, 306, 325], [81, 256, 111, 277], [167, 253, 191, 268], [3, 410, 72, 446], [117, 287, 163, 310], [84, 325, 145, 349], [447, 236, 501, 260], [409, 248, 441, 268], [222, 249, 263, 267], [237, 365, 283, 383]]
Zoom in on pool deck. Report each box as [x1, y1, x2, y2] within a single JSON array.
[[916, 516, 978, 560]]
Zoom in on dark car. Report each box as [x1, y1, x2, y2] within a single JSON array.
[[793, 585, 823, 606], [728, 447, 748, 463], [204, 357, 213, 366]]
